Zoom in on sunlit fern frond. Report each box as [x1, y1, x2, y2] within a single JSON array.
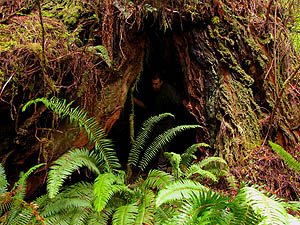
[[142, 170, 175, 190], [287, 215, 300, 224], [47, 148, 101, 198], [166, 190, 230, 225], [235, 186, 292, 225], [0, 164, 8, 194], [93, 173, 132, 212], [281, 200, 300, 213], [181, 143, 210, 167], [156, 179, 207, 207], [269, 141, 300, 175], [22, 96, 120, 172], [128, 113, 174, 167], [112, 203, 139, 225], [135, 189, 155, 225], [139, 125, 200, 170]]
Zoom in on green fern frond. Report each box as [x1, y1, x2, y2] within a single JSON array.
[[156, 179, 207, 207], [0, 164, 8, 194], [228, 203, 263, 225], [47, 148, 101, 198], [154, 204, 177, 225], [41, 180, 109, 225], [269, 141, 300, 174], [181, 143, 210, 167], [3, 197, 44, 225], [5, 208, 37, 225], [93, 173, 131, 212], [112, 203, 139, 225], [45, 209, 88, 225], [12, 163, 45, 192], [186, 164, 218, 182], [22, 97, 121, 172], [86, 210, 111, 225], [135, 189, 155, 225], [128, 113, 174, 167], [196, 156, 229, 178], [143, 170, 175, 190], [236, 186, 290, 225], [139, 125, 200, 170], [42, 196, 92, 218], [168, 190, 230, 225]]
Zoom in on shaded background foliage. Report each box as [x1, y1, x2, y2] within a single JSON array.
[[0, 0, 299, 200]]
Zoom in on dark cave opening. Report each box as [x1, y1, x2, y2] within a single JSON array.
[[109, 29, 196, 168]]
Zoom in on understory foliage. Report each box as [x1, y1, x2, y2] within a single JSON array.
[[0, 0, 299, 202], [0, 98, 299, 224]]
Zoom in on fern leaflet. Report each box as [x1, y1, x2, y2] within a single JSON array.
[[128, 113, 174, 167], [139, 125, 200, 170]]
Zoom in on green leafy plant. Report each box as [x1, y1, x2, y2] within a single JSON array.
[[47, 148, 103, 198], [16, 98, 300, 225], [164, 142, 229, 182], [127, 113, 200, 171], [155, 184, 300, 225], [269, 141, 300, 175]]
